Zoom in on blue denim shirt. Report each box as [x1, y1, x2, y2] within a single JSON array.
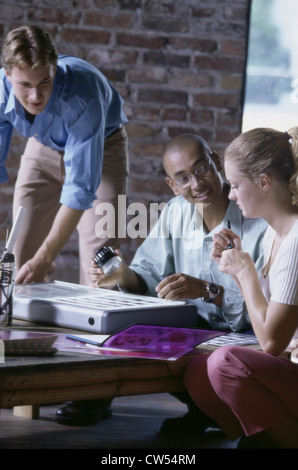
[[0, 55, 127, 210], [131, 196, 268, 332]]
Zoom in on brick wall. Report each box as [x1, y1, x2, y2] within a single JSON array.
[[0, 0, 250, 283]]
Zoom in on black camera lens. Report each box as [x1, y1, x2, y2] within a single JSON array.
[[94, 246, 122, 275]]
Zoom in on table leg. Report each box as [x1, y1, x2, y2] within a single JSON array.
[[13, 405, 40, 420]]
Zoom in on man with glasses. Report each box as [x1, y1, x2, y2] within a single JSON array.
[[88, 133, 267, 436]]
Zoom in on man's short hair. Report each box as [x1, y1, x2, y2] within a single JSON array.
[[1, 24, 58, 73]]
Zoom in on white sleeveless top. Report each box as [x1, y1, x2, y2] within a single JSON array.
[[260, 219, 298, 346]]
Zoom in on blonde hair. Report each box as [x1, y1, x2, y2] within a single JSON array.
[[224, 127, 298, 207], [1, 25, 58, 73]]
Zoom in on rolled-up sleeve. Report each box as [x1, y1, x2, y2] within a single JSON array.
[[60, 94, 106, 210]]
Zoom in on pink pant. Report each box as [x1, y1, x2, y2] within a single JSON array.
[[184, 345, 298, 440]]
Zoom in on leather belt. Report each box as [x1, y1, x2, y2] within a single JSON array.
[[107, 124, 123, 138]]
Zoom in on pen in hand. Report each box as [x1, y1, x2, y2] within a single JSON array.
[[226, 220, 234, 249]]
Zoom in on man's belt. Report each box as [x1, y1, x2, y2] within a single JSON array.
[[107, 125, 123, 138]]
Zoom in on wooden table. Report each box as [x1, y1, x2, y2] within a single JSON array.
[[0, 321, 200, 420]]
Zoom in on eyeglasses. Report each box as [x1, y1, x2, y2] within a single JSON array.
[[170, 163, 212, 189]]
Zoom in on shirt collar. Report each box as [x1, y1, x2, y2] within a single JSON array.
[[5, 86, 16, 114], [176, 194, 243, 236], [46, 68, 61, 116], [4, 83, 28, 119], [202, 200, 243, 239]]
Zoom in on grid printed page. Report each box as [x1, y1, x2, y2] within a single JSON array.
[[15, 281, 187, 312]]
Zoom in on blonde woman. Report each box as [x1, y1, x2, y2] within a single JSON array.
[[184, 127, 298, 448]]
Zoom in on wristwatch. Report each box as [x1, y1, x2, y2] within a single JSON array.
[[204, 282, 221, 303]]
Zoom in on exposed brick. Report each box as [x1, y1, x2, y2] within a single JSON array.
[[223, 5, 248, 22], [58, 42, 85, 59], [220, 39, 245, 56], [0, 3, 23, 20], [60, 27, 110, 44], [129, 155, 164, 178], [214, 21, 248, 40], [84, 11, 133, 29], [216, 127, 239, 144], [194, 55, 245, 73], [28, 8, 81, 24], [161, 107, 187, 122], [126, 123, 161, 139], [192, 7, 215, 18], [167, 126, 213, 142], [88, 49, 138, 67], [144, 51, 191, 69], [128, 67, 167, 83], [129, 177, 169, 197], [221, 75, 243, 90], [99, 68, 126, 82], [142, 1, 175, 16], [118, 0, 142, 10], [115, 83, 129, 99], [217, 109, 242, 127], [168, 72, 214, 89], [142, 16, 189, 33], [189, 109, 214, 126], [138, 88, 188, 106], [117, 33, 166, 49], [134, 106, 160, 121], [132, 143, 165, 158], [169, 37, 217, 53], [194, 92, 240, 109]]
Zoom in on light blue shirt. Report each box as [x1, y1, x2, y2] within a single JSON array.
[[0, 55, 128, 210], [130, 195, 268, 332]]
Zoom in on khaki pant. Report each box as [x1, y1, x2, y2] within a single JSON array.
[[13, 127, 129, 286]]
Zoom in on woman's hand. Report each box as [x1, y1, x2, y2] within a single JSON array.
[[217, 248, 255, 279], [211, 228, 242, 264]]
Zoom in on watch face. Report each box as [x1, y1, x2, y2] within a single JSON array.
[[209, 283, 220, 295]]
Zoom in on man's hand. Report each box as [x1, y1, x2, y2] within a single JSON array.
[[15, 257, 54, 284], [89, 250, 127, 287], [155, 273, 207, 301], [15, 204, 83, 284], [89, 249, 147, 294]]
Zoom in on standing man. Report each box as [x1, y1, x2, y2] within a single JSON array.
[[0, 25, 129, 286]]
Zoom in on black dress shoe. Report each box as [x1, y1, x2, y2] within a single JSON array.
[[55, 399, 112, 426], [159, 410, 218, 436], [237, 434, 279, 449]]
